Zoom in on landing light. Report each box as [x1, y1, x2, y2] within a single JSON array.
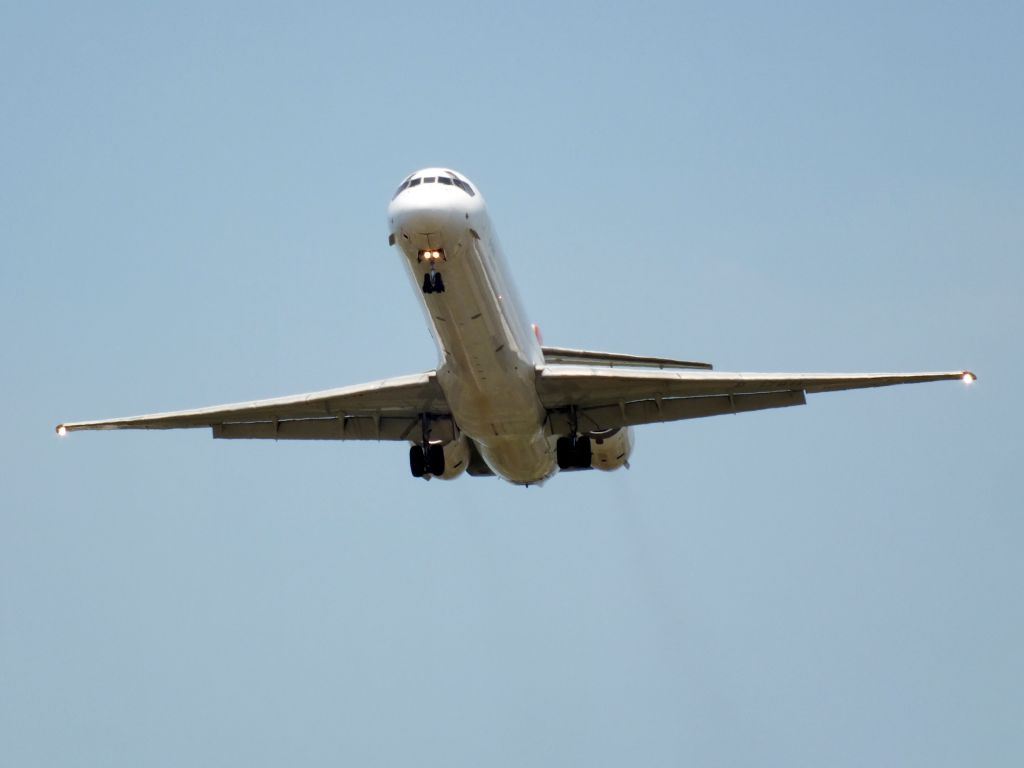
[[962, 372, 976, 384], [57, 425, 67, 437]]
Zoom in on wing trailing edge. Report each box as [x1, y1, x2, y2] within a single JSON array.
[[541, 346, 713, 370]]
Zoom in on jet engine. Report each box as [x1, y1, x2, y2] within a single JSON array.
[[588, 427, 634, 471]]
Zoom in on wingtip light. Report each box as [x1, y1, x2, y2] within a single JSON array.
[[962, 372, 976, 384], [57, 425, 67, 437]]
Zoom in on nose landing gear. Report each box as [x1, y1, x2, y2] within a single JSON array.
[[419, 249, 446, 294], [422, 271, 445, 294]]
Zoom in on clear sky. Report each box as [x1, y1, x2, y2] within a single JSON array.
[[2, 2, 1021, 765]]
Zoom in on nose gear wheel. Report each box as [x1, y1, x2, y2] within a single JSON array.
[[422, 271, 445, 294]]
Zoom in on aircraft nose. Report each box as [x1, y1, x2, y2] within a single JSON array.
[[389, 187, 463, 244], [395, 202, 453, 233]]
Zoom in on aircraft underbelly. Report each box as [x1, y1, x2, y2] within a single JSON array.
[[400, 219, 555, 484]]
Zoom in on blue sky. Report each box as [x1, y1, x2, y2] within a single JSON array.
[[2, 2, 1021, 765]]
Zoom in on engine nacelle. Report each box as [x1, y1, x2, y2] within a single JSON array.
[[436, 435, 470, 480], [588, 427, 634, 471]]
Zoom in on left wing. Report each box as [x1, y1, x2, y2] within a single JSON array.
[[537, 365, 975, 433], [57, 371, 454, 442]]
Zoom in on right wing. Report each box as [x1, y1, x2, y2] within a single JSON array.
[[57, 371, 453, 442], [537, 365, 975, 433]]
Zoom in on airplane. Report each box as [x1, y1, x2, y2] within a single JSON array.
[[56, 168, 976, 485]]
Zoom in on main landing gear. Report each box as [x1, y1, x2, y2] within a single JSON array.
[[410, 443, 445, 477], [422, 271, 445, 294], [410, 414, 445, 478], [556, 434, 592, 470], [556, 407, 592, 470]]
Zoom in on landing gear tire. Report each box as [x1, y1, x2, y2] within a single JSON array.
[[426, 443, 445, 476], [410, 445, 427, 477], [556, 436, 592, 470], [410, 443, 445, 478], [423, 271, 444, 294], [556, 437, 573, 470], [574, 435, 592, 468]]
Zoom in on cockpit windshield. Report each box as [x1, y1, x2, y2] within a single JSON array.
[[393, 172, 476, 200]]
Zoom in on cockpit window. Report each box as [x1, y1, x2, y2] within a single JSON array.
[[392, 173, 476, 200]]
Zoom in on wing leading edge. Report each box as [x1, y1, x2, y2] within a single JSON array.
[[56, 371, 454, 442], [537, 365, 975, 434]]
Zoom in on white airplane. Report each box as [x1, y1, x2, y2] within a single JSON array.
[[56, 168, 976, 485]]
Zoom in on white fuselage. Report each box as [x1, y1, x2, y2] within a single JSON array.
[[387, 169, 556, 484]]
